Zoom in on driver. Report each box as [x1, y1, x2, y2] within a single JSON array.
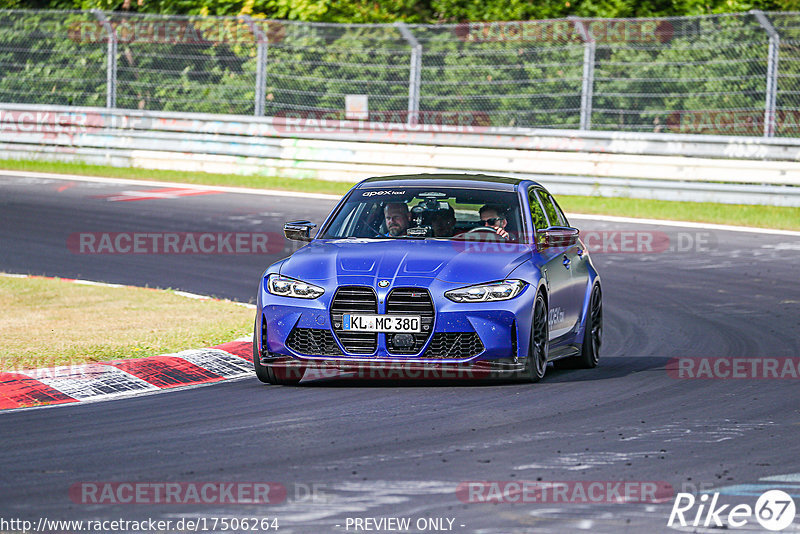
[[384, 202, 412, 237], [479, 204, 510, 240]]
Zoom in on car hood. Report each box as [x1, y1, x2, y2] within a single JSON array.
[[279, 239, 532, 284]]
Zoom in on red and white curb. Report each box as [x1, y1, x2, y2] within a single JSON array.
[[0, 340, 255, 410], [0, 273, 256, 410]]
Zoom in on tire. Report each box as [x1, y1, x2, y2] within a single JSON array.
[[253, 318, 273, 383], [554, 284, 602, 370], [523, 292, 549, 382], [252, 317, 304, 385]]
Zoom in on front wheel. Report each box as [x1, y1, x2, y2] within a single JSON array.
[[252, 317, 304, 385], [253, 318, 272, 383], [523, 292, 549, 382]]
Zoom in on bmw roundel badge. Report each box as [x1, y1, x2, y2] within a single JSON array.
[[378, 280, 390, 288]]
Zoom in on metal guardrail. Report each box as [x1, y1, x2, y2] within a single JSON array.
[[0, 104, 798, 206]]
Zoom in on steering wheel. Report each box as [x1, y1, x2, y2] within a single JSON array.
[[465, 226, 500, 234], [461, 226, 508, 241]]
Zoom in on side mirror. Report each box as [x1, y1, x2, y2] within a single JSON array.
[[284, 220, 316, 242], [541, 226, 579, 249]]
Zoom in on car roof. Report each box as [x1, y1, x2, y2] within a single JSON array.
[[356, 173, 543, 191]]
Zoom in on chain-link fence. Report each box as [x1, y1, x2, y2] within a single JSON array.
[[1, 9, 799, 137]]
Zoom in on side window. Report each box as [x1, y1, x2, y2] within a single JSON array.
[[538, 190, 568, 227], [550, 194, 570, 228], [528, 189, 548, 246], [528, 189, 548, 231]]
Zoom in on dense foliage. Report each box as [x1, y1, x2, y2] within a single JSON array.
[[1, 0, 799, 22], [0, 5, 798, 136]]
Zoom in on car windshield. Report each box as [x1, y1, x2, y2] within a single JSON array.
[[321, 186, 523, 242]]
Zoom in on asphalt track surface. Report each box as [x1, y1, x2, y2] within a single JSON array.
[[0, 174, 799, 533]]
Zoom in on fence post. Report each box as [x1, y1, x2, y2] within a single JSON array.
[[395, 22, 421, 126], [752, 10, 779, 138], [92, 10, 116, 110], [569, 17, 595, 131], [241, 16, 267, 117]]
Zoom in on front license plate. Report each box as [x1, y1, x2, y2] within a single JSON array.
[[343, 314, 421, 333]]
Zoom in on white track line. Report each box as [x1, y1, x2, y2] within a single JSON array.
[[0, 272, 256, 309], [0, 169, 342, 200], [568, 213, 800, 237], [2, 168, 798, 236]]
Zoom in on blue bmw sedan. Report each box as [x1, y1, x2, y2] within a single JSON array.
[[253, 174, 602, 384]]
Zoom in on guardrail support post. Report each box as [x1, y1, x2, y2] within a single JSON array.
[[752, 10, 779, 138], [570, 17, 595, 131], [241, 16, 268, 117], [396, 22, 422, 126], [92, 10, 116, 110]]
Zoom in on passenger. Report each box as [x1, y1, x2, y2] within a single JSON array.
[[429, 206, 456, 237], [384, 202, 412, 237], [479, 204, 510, 240]]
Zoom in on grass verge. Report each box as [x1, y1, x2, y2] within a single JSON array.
[[557, 196, 800, 231], [1, 158, 798, 231], [0, 275, 253, 371], [0, 158, 354, 196]]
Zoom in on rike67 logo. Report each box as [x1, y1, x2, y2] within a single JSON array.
[[668, 490, 796, 531]]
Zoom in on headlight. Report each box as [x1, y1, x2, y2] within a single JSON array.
[[445, 280, 527, 303], [266, 274, 325, 299]]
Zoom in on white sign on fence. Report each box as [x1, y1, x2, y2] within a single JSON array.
[[345, 95, 368, 120]]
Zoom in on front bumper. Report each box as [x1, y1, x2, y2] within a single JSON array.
[[259, 354, 527, 380], [257, 279, 536, 365]]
